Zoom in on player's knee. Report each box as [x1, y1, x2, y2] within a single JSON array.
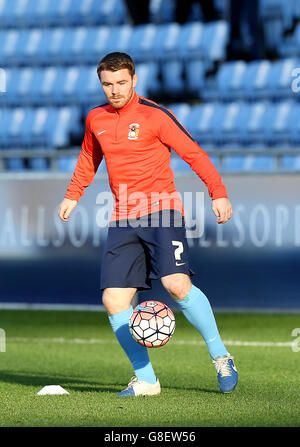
[[162, 275, 192, 300], [102, 287, 136, 315]]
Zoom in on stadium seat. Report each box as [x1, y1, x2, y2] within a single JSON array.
[[281, 154, 300, 170], [0, 106, 80, 148], [176, 22, 204, 60], [0, 29, 19, 66], [0, 0, 126, 28], [185, 59, 206, 96], [242, 60, 272, 100], [161, 60, 185, 96], [128, 24, 158, 62], [168, 103, 191, 130], [265, 101, 294, 146], [286, 102, 300, 144], [28, 156, 49, 171], [151, 23, 181, 60], [75, 66, 106, 105], [214, 102, 249, 146], [268, 58, 299, 100], [86, 26, 111, 64], [57, 156, 78, 172], [103, 24, 133, 57], [239, 101, 272, 146], [170, 156, 191, 172], [207, 61, 247, 101], [186, 102, 224, 145], [223, 154, 276, 172], [260, 0, 294, 30], [5, 154, 26, 171], [135, 63, 161, 98], [202, 20, 229, 62]]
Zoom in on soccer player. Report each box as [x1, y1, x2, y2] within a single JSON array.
[[58, 52, 238, 396]]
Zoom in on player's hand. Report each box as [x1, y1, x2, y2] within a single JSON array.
[[212, 198, 233, 224], [58, 198, 78, 222]]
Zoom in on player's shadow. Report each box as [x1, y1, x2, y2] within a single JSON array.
[[0, 370, 222, 395], [0, 370, 122, 393], [166, 384, 220, 395]]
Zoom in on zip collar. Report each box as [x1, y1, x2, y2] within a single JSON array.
[[109, 90, 139, 115]]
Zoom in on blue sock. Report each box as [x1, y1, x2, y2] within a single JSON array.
[[108, 306, 157, 384], [177, 285, 229, 360]]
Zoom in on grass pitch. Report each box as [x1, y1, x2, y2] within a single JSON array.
[[0, 310, 299, 427]]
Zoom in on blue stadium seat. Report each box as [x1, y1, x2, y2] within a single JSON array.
[[128, 24, 158, 62], [8, 68, 35, 106], [98, 0, 127, 26], [75, 66, 106, 105], [202, 21, 229, 62], [170, 156, 191, 172], [135, 63, 161, 98], [287, 102, 300, 144], [263, 19, 284, 52], [223, 154, 275, 172], [85, 27, 111, 65], [0, 106, 80, 149], [0, 29, 19, 66], [38, 28, 65, 66], [260, 0, 294, 30], [289, 22, 300, 57], [0, 108, 11, 147], [239, 101, 272, 146], [186, 102, 224, 145], [103, 24, 133, 57], [19, 28, 44, 66], [151, 23, 181, 60], [242, 60, 272, 100], [52, 67, 81, 104], [28, 107, 55, 147], [249, 154, 276, 171], [281, 154, 300, 170], [214, 102, 249, 146], [161, 60, 185, 96], [28, 156, 49, 171], [207, 61, 247, 101], [265, 101, 294, 146], [268, 58, 299, 99], [6, 107, 35, 147], [6, 156, 26, 171], [47, 107, 80, 147], [57, 157, 78, 172], [176, 22, 204, 60], [59, 27, 90, 65], [185, 59, 206, 95], [222, 155, 247, 172], [168, 104, 191, 130]]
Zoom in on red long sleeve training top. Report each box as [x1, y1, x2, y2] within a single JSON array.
[[65, 91, 228, 221]]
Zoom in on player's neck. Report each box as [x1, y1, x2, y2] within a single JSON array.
[[115, 90, 137, 113]]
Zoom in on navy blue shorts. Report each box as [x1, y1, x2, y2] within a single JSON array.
[[100, 210, 194, 291]]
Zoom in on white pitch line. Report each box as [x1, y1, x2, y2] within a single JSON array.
[[6, 337, 294, 347]]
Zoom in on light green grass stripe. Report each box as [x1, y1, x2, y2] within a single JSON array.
[[6, 336, 294, 347]]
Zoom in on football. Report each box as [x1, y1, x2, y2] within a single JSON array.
[[129, 301, 176, 348]]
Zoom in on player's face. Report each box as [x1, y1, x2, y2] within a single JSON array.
[[100, 69, 137, 109]]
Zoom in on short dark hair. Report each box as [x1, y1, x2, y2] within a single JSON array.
[[97, 52, 135, 80]]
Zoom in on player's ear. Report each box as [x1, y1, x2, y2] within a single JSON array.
[[133, 73, 137, 88]]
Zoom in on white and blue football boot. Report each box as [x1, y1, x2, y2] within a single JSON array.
[[116, 376, 161, 397], [213, 354, 238, 393]]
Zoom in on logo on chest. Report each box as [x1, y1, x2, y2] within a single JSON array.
[[128, 123, 140, 140]]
